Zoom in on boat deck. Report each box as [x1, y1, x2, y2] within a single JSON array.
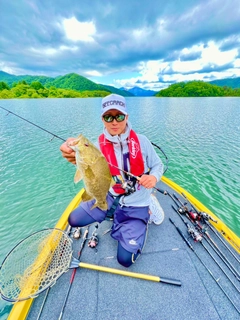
[[26, 180, 240, 320]]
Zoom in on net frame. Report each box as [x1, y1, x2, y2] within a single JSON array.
[[0, 228, 73, 302]]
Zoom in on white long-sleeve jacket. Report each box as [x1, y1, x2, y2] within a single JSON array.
[[98, 122, 163, 207]]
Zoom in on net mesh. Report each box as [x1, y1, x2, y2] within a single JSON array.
[[0, 228, 73, 302]]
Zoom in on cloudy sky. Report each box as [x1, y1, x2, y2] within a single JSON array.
[[1, 0, 240, 90]]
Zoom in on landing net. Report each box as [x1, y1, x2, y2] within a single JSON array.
[[0, 228, 73, 302]]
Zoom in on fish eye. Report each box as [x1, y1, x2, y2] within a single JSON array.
[[84, 143, 89, 147]]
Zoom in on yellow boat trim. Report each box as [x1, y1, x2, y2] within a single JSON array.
[[7, 189, 84, 320], [162, 176, 240, 253]]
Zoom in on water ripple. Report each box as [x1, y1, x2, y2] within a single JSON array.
[[0, 98, 239, 259]]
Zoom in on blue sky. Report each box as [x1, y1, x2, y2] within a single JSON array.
[[1, 0, 240, 90]]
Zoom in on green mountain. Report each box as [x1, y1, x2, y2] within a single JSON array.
[[121, 86, 157, 96], [46, 73, 109, 92], [101, 84, 134, 97], [208, 77, 240, 89], [0, 71, 133, 96], [155, 80, 240, 97], [0, 71, 52, 86]]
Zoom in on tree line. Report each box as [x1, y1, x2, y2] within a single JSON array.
[[1, 79, 240, 99], [155, 81, 240, 97], [0, 80, 110, 99]]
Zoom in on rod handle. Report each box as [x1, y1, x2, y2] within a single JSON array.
[[79, 262, 181, 286], [160, 277, 182, 286]]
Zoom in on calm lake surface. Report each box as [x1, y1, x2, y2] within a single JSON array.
[[0, 97, 239, 318]]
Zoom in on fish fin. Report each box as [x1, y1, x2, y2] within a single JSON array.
[[101, 201, 108, 211], [91, 201, 108, 211], [74, 169, 83, 183], [82, 191, 92, 202], [91, 202, 98, 210]]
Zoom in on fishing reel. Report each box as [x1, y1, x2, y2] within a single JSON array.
[[88, 235, 99, 248], [187, 210, 199, 221], [177, 206, 190, 215], [199, 211, 217, 223], [121, 180, 136, 195], [88, 224, 99, 249], [178, 205, 201, 221], [73, 227, 81, 239], [186, 224, 203, 242]]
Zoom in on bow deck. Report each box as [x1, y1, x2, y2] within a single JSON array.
[[9, 178, 240, 320]]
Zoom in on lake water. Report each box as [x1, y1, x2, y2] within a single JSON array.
[[0, 97, 239, 318]]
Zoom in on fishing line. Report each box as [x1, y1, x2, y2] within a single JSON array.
[[0, 105, 168, 174], [0, 105, 66, 142]]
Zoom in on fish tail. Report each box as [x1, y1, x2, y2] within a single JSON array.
[[91, 201, 108, 211]]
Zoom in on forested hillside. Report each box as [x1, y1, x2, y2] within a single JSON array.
[[2, 71, 240, 98], [0, 80, 110, 99], [46, 73, 109, 92], [0, 71, 52, 86], [155, 81, 240, 97], [209, 77, 240, 89], [0, 71, 131, 96]]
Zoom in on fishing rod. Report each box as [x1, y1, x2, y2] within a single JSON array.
[[172, 193, 238, 265], [202, 232, 240, 280], [59, 227, 89, 320], [181, 192, 240, 262], [171, 205, 240, 293], [108, 163, 166, 195], [172, 193, 240, 280], [151, 142, 169, 174], [172, 193, 218, 246], [169, 218, 240, 314], [0, 105, 65, 142], [176, 192, 240, 267], [173, 193, 217, 223], [0, 105, 168, 172]]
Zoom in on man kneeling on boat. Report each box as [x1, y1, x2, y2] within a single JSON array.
[[60, 94, 163, 267]]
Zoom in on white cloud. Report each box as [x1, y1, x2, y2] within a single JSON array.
[[132, 26, 151, 40], [0, 62, 16, 75], [29, 45, 78, 56], [140, 61, 168, 81], [234, 58, 240, 67], [62, 17, 96, 42], [201, 41, 237, 65], [170, 42, 237, 74], [85, 70, 102, 77], [1, 1, 240, 89], [113, 40, 240, 90]]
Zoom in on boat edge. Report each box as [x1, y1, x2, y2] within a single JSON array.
[[7, 189, 85, 320], [162, 176, 240, 252], [7, 178, 240, 320]]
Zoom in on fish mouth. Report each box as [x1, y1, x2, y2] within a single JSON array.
[[67, 138, 80, 150], [68, 143, 76, 151]]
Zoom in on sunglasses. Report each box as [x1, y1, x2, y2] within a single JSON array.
[[102, 114, 126, 123]]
